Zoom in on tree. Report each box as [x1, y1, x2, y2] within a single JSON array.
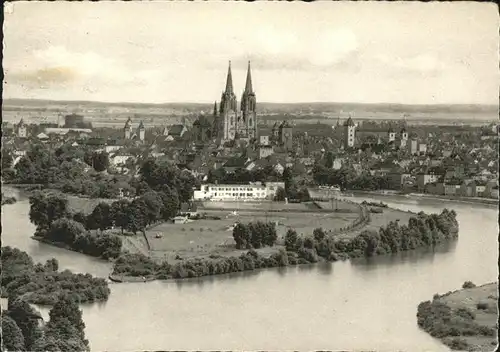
[[158, 185, 180, 220], [111, 199, 130, 234], [313, 228, 326, 242], [92, 152, 109, 172], [45, 295, 89, 351], [72, 211, 88, 227], [141, 191, 164, 225], [274, 187, 286, 201], [126, 198, 148, 234], [29, 192, 69, 230], [2, 150, 13, 170], [7, 299, 44, 351], [1, 314, 26, 352], [282, 167, 293, 192], [87, 202, 113, 231], [44, 258, 59, 272], [47, 218, 86, 244], [262, 222, 278, 247], [48, 296, 86, 340], [233, 223, 250, 249], [285, 229, 300, 252]]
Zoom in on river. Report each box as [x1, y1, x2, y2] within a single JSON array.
[[2, 187, 498, 351]]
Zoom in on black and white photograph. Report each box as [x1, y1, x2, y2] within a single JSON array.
[[1, 1, 498, 352]]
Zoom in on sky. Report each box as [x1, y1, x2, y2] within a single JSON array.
[[3, 1, 499, 105]]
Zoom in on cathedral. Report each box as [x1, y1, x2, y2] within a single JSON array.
[[194, 61, 258, 144]]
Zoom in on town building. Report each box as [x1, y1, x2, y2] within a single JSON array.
[[278, 121, 293, 150], [124, 117, 133, 139], [399, 127, 408, 148], [344, 117, 356, 148], [137, 121, 145, 141], [409, 138, 418, 155], [388, 126, 396, 142], [259, 135, 270, 146], [417, 173, 441, 192], [16, 118, 27, 138], [210, 61, 258, 142], [193, 182, 285, 201]]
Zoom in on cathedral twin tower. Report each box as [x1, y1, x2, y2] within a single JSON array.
[[214, 61, 257, 141]]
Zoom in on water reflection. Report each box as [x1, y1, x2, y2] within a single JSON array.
[[351, 240, 458, 271], [2, 188, 497, 352]]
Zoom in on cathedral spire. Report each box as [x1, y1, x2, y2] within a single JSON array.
[[244, 61, 253, 94], [224, 61, 234, 94], [213, 101, 218, 116]]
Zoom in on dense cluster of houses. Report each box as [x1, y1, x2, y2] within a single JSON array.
[[3, 113, 498, 200]]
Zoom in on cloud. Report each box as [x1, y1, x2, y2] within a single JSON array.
[[203, 28, 359, 71], [5, 46, 163, 89], [374, 53, 447, 75]]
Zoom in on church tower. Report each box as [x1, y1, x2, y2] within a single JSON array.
[[17, 118, 27, 138], [137, 121, 145, 141], [344, 116, 356, 149], [220, 61, 238, 141], [124, 117, 133, 139], [241, 61, 257, 140]]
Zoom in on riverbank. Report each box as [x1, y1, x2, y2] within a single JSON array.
[[111, 208, 459, 283], [351, 190, 498, 206], [1, 195, 17, 206], [1, 246, 110, 305], [417, 282, 498, 351]]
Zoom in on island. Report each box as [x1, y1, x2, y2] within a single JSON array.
[[11, 147, 460, 283], [1, 246, 110, 305], [417, 282, 499, 351]]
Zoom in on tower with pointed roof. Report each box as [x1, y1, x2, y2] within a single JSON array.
[[137, 120, 145, 141], [388, 125, 396, 142], [279, 120, 293, 150], [17, 118, 27, 138], [220, 61, 238, 141], [399, 127, 408, 148], [343, 116, 356, 149], [240, 61, 257, 140], [124, 117, 133, 139]]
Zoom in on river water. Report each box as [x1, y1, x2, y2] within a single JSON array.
[[2, 187, 498, 351]]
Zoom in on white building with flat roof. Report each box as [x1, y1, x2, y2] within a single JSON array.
[[193, 182, 285, 201]]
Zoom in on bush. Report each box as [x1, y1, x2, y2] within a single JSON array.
[[445, 337, 469, 351], [476, 301, 489, 310], [462, 281, 476, 289], [2, 246, 110, 305], [455, 307, 475, 320]]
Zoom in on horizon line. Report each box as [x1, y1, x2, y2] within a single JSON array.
[[3, 97, 499, 108]]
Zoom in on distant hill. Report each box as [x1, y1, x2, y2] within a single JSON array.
[[3, 98, 497, 114], [2, 98, 497, 125]]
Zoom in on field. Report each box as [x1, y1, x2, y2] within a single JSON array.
[[65, 194, 116, 215], [436, 283, 498, 351], [146, 200, 361, 263], [3, 99, 497, 128]]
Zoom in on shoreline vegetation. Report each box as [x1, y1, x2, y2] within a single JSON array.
[[2, 192, 17, 206], [111, 208, 459, 283], [417, 282, 498, 351], [1, 246, 110, 306], [351, 189, 498, 206], [10, 184, 460, 284]]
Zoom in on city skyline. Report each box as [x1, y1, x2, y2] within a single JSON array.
[[3, 1, 499, 106]]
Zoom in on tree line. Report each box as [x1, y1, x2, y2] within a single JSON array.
[[3, 145, 199, 203], [2, 294, 89, 352], [3, 143, 133, 198], [111, 209, 459, 281], [232, 221, 278, 249], [312, 164, 390, 191], [29, 192, 123, 259], [1, 246, 110, 306]]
